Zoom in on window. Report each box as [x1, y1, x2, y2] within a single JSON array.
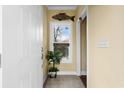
[[50, 22, 72, 63]]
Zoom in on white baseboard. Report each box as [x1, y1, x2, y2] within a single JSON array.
[[81, 70, 87, 75], [57, 71, 86, 76], [57, 71, 77, 75]]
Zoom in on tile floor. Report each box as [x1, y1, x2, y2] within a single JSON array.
[[45, 75, 85, 88]]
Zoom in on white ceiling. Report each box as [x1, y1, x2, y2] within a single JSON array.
[[47, 5, 77, 10]]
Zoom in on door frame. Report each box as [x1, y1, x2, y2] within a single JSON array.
[[76, 6, 89, 84]]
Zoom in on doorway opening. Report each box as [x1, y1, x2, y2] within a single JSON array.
[[76, 6, 88, 88]]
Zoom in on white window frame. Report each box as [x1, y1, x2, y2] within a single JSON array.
[[49, 21, 72, 64]]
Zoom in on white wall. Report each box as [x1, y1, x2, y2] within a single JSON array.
[[0, 6, 1, 54], [2, 5, 43, 88], [0, 5, 2, 88]]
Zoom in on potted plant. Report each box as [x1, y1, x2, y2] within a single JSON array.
[[46, 51, 63, 78]]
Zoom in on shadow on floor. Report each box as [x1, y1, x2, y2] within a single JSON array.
[[80, 75, 87, 88]]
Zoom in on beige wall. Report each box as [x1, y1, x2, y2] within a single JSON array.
[[43, 6, 49, 80], [88, 6, 124, 87], [80, 17, 87, 72], [48, 10, 77, 71]]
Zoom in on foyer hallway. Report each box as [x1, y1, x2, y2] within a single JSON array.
[[44, 75, 85, 88], [2, 5, 124, 88]]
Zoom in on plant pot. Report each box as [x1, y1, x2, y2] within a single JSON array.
[[49, 71, 57, 78], [48, 67, 59, 78]]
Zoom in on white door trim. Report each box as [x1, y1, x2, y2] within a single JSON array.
[[76, 6, 88, 77], [76, 19, 81, 76]]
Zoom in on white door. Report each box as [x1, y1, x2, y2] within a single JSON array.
[[2, 5, 44, 88], [40, 6, 44, 87], [0, 5, 2, 88]]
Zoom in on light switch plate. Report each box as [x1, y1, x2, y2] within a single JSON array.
[[99, 40, 109, 48]]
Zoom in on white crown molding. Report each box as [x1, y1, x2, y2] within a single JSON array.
[[47, 5, 77, 10]]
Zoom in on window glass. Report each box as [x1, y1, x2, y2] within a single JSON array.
[[54, 43, 69, 59], [50, 22, 72, 63], [53, 25, 70, 42]]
